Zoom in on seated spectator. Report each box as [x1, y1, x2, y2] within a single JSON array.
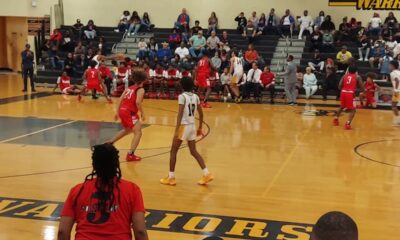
[[157, 42, 173, 60], [117, 10, 131, 32], [191, 20, 203, 36], [265, 8, 280, 35], [309, 27, 323, 52], [219, 31, 231, 51], [98, 61, 113, 95], [279, 9, 295, 38], [220, 67, 232, 102], [303, 67, 318, 99], [235, 12, 247, 36], [314, 11, 325, 30], [244, 44, 259, 71], [84, 20, 97, 40], [256, 13, 266, 36], [386, 36, 397, 55], [50, 29, 63, 48], [73, 41, 86, 67], [48, 46, 64, 70], [141, 12, 154, 32], [64, 52, 75, 77], [220, 49, 229, 70], [245, 20, 257, 40], [322, 65, 339, 100], [207, 31, 220, 55], [170, 54, 181, 67], [208, 12, 218, 35], [369, 42, 385, 69], [60, 30, 74, 52], [311, 211, 358, 240], [369, 13, 382, 36], [298, 10, 313, 40], [168, 28, 182, 50], [137, 38, 148, 60], [380, 53, 393, 80], [83, 49, 95, 69], [296, 67, 304, 90], [322, 31, 335, 52], [249, 11, 259, 28], [308, 49, 325, 72], [244, 62, 262, 102], [148, 37, 159, 60], [128, 11, 141, 36], [384, 11, 398, 36], [52, 70, 82, 95], [358, 34, 371, 61], [175, 8, 190, 31], [211, 51, 222, 71], [349, 17, 361, 38], [72, 19, 83, 40], [58, 144, 149, 240], [336, 45, 353, 71], [337, 17, 351, 43], [175, 42, 189, 59], [320, 15, 336, 33], [260, 66, 276, 103], [189, 30, 206, 59]]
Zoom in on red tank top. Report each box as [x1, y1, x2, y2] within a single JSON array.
[[87, 68, 100, 84], [198, 58, 211, 74], [342, 73, 357, 93], [59, 76, 71, 91], [117, 67, 128, 79], [365, 81, 376, 93], [154, 68, 164, 78], [166, 69, 179, 79], [120, 85, 142, 113]]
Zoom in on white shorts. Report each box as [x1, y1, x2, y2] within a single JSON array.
[[178, 124, 196, 141], [231, 72, 243, 84], [61, 87, 72, 94]]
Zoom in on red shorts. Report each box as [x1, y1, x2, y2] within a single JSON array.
[[87, 81, 102, 91], [119, 108, 139, 129], [366, 93, 376, 105], [197, 72, 209, 88], [340, 92, 355, 110]]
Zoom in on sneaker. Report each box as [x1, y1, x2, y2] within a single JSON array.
[[160, 177, 177, 186], [126, 153, 141, 161], [333, 118, 339, 126], [92, 95, 99, 100], [364, 58, 368, 62], [203, 102, 212, 108], [198, 174, 214, 185], [227, 93, 232, 99], [106, 97, 113, 104], [358, 58, 363, 61], [223, 96, 227, 102], [344, 123, 352, 130], [77, 94, 82, 102]]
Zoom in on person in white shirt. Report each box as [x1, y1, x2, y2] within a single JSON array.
[[390, 60, 400, 126], [303, 67, 318, 99], [244, 62, 262, 102], [298, 10, 314, 40], [249, 11, 259, 28], [369, 13, 382, 36], [386, 36, 397, 55], [175, 42, 190, 59]]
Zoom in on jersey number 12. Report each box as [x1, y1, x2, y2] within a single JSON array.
[[188, 104, 196, 117]]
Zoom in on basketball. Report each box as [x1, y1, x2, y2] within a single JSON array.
[[115, 53, 126, 60]]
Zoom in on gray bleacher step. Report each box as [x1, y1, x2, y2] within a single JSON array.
[[277, 41, 305, 47], [116, 42, 138, 48], [275, 46, 304, 53], [273, 53, 303, 59], [112, 48, 139, 54], [271, 59, 301, 65]]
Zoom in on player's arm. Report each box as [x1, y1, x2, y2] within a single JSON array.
[[229, 58, 234, 74], [52, 83, 59, 93], [131, 212, 149, 240], [57, 216, 74, 240], [174, 104, 185, 138], [374, 83, 381, 92], [136, 88, 145, 121], [338, 76, 344, 89], [197, 103, 204, 131], [357, 76, 364, 92], [114, 90, 126, 121], [395, 77, 400, 91]]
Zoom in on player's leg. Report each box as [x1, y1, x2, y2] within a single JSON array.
[[392, 96, 400, 126], [347, 109, 356, 126], [333, 107, 344, 126], [160, 132, 183, 186], [187, 140, 214, 185], [127, 120, 143, 160], [203, 86, 212, 107], [108, 128, 132, 144]]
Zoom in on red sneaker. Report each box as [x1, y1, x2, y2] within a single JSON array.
[[333, 118, 339, 126], [344, 123, 352, 130], [77, 94, 82, 102], [126, 153, 141, 161], [205, 102, 212, 108], [106, 97, 113, 104]]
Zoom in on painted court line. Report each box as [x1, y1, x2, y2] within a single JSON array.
[[0, 120, 78, 144]]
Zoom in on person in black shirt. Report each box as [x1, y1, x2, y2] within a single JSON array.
[[21, 44, 35, 92], [190, 20, 203, 36], [337, 17, 351, 43], [235, 12, 247, 36], [72, 19, 83, 40], [64, 52, 75, 77], [384, 11, 398, 36], [309, 27, 322, 52], [320, 15, 336, 33], [322, 66, 339, 100]]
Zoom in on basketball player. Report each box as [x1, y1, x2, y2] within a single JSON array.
[[389, 60, 400, 126], [107, 69, 147, 161], [80, 61, 112, 102], [359, 72, 380, 109], [113, 61, 130, 96], [195, 52, 213, 108], [52, 70, 82, 95], [229, 51, 244, 103], [160, 77, 214, 186], [333, 66, 363, 130]]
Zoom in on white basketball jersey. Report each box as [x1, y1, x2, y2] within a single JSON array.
[[178, 92, 200, 125], [233, 57, 244, 73], [391, 70, 400, 92]]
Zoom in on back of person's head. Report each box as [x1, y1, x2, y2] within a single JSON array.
[[181, 77, 194, 92], [366, 72, 377, 80], [288, 55, 294, 61], [132, 69, 148, 84], [390, 60, 399, 69], [312, 211, 358, 240], [89, 60, 97, 68], [348, 65, 358, 74]]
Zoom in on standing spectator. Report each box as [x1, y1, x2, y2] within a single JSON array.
[[358, 34, 371, 61], [141, 12, 154, 32], [244, 62, 262, 102], [303, 67, 318, 99], [157, 42, 173, 60], [190, 20, 203, 35], [309, 27, 323, 52], [189, 30, 206, 59], [265, 8, 280, 35], [256, 13, 267, 36], [21, 44, 35, 92], [336, 46, 353, 71], [117, 10, 131, 32], [137, 38, 148, 60], [84, 20, 97, 39], [311, 211, 358, 240], [219, 31, 231, 51], [50, 29, 63, 48], [168, 29, 181, 50], [208, 12, 218, 35], [72, 19, 83, 40], [369, 13, 382, 36], [369, 42, 385, 69], [298, 10, 313, 40], [64, 52, 75, 77], [58, 144, 149, 240], [277, 55, 297, 105], [322, 31, 335, 52], [73, 41, 86, 67], [175, 42, 189, 59], [314, 11, 325, 30], [244, 44, 259, 71], [320, 15, 336, 33], [175, 8, 190, 31], [279, 9, 295, 38], [308, 49, 325, 72], [206, 31, 220, 55], [249, 11, 259, 28], [211, 51, 222, 71], [384, 11, 398, 36], [260, 66, 276, 103], [128, 11, 141, 36], [235, 12, 247, 36]]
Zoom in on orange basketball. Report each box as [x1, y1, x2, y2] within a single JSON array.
[[115, 53, 125, 60]]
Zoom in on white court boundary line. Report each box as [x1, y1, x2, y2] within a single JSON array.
[[0, 120, 78, 144]]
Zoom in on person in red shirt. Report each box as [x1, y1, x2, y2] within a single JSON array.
[[195, 53, 213, 108], [333, 66, 364, 130], [164, 64, 181, 98], [81, 61, 112, 103], [244, 44, 259, 70], [108, 69, 147, 161], [142, 62, 154, 97], [360, 72, 380, 108], [50, 29, 63, 48], [113, 61, 130, 97], [260, 66, 276, 104], [153, 63, 166, 98], [58, 143, 148, 240], [52, 70, 82, 95], [98, 61, 113, 96], [181, 68, 192, 78], [207, 69, 220, 100]]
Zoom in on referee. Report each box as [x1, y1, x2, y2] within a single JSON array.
[[21, 44, 36, 92]]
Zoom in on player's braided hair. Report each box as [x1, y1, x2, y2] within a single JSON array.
[[73, 143, 122, 213]]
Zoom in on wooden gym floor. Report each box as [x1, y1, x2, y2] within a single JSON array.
[[0, 74, 399, 240]]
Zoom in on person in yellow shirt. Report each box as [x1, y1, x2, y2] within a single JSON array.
[[336, 45, 353, 71]]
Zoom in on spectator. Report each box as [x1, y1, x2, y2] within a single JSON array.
[[349, 17, 361, 38], [98, 36, 105, 53], [322, 65, 339, 100], [322, 31, 335, 52], [117, 10, 131, 32], [265, 8, 280, 35], [175, 8, 190, 31], [141, 12, 154, 32], [21, 44, 35, 92], [220, 67, 232, 102], [235, 12, 247, 36], [50, 29, 63, 48], [314, 11, 325, 30], [260, 66, 276, 103], [303, 67, 318, 99], [189, 30, 206, 59], [73, 41, 86, 67], [320, 15, 336, 33], [83, 48, 95, 69], [157, 42, 173, 60], [386, 35, 397, 55], [170, 54, 181, 67], [175, 42, 189, 59], [337, 17, 351, 43], [207, 31, 220, 55], [309, 27, 323, 52], [311, 211, 358, 240], [308, 49, 325, 72], [369, 42, 385, 69], [128, 11, 141, 36], [99, 61, 113, 95], [191, 20, 203, 35], [58, 144, 149, 240], [208, 12, 218, 35], [245, 20, 257, 39], [336, 45, 353, 71], [296, 67, 304, 90], [72, 19, 83, 40], [358, 34, 371, 61], [279, 9, 295, 38], [244, 44, 259, 71], [298, 10, 313, 40], [137, 38, 148, 60], [84, 20, 97, 39], [381, 53, 393, 80], [277, 55, 297, 105], [249, 11, 259, 28], [48, 45, 64, 70], [168, 28, 182, 50], [211, 51, 222, 71], [148, 37, 159, 60], [369, 12, 382, 36], [384, 11, 398, 36], [219, 31, 231, 51], [220, 49, 230, 70], [256, 13, 266, 36], [244, 62, 262, 102], [64, 52, 75, 77]]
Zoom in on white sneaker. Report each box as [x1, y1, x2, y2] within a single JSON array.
[[114, 29, 119, 32], [358, 58, 363, 61], [364, 58, 368, 62], [127, 33, 131, 37], [223, 96, 227, 102], [228, 93, 231, 99]]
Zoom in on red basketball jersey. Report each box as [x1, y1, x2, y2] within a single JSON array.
[[341, 73, 358, 93], [365, 81, 376, 94], [166, 69, 179, 79], [198, 57, 211, 74], [58, 76, 71, 91], [87, 68, 100, 85], [120, 85, 142, 113], [154, 68, 164, 78], [117, 67, 129, 80]]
